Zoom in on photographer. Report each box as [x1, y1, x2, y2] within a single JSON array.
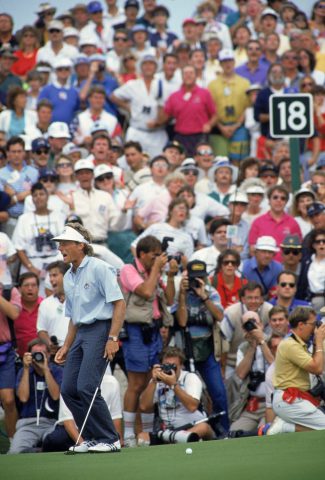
[[120, 235, 177, 447], [138, 346, 214, 445], [229, 311, 274, 433], [175, 260, 229, 431], [8, 338, 63, 454], [268, 306, 325, 435]]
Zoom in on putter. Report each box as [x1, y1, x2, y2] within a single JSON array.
[[65, 358, 110, 455]]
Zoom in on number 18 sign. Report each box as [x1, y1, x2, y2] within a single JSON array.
[[269, 93, 313, 138]]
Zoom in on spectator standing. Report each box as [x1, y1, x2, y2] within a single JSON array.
[[0, 47, 22, 107], [36, 20, 78, 67]]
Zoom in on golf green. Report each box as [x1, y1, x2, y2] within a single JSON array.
[[2, 431, 325, 480]]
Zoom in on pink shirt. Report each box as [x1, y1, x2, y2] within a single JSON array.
[[164, 85, 216, 135], [0, 288, 21, 343], [120, 258, 161, 319], [248, 211, 302, 261], [137, 191, 171, 224], [14, 297, 43, 357]]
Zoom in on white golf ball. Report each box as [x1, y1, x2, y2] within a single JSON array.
[[186, 448, 193, 455]]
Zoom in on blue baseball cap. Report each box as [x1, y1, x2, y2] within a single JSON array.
[[131, 24, 148, 35], [307, 202, 325, 217], [125, 0, 139, 9], [75, 55, 90, 66], [87, 1, 103, 14], [31, 137, 50, 152], [39, 168, 58, 180]]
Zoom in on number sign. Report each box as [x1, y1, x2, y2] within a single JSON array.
[[269, 94, 313, 138]]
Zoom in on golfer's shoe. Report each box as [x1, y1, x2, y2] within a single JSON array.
[[69, 440, 98, 453], [88, 440, 121, 453], [267, 417, 286, 435]]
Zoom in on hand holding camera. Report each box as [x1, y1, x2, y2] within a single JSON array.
[[152, 363, 177, 386]]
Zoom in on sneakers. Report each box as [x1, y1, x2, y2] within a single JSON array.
[[88, 440, 121, 453], [124, 434, 137, 448], [69, 440, 98, 453], [267, 417, 286, 435]]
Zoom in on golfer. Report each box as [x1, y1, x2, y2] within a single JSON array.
[[53, 223, 126, 453]]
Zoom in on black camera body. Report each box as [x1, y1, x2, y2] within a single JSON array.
[[188, 278, 201, 291], [168, 253, 182, 264], [160, 363, 177, 375], [248, 371, 265, 391], [243, 319, 257, 332], [32, 351, 45, 363], [161, 236, 174, 252], [309, 378, 325, 401], [35, 232, 56, 252]]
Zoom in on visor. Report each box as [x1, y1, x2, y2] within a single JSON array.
[[52, 226, 89, 244]]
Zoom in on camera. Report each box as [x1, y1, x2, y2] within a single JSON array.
[[160, 363, 176, 375], [157, 429, 199, 444], [243, 319, 257, 332], [35, 232, 57, 252], [167, 253, 182, 264], [188, 278, 201, 291], [32, 351, 45, 363], [309, 378, 325, 401], [161, 236, 173, 253], [98, 63, 105, 72], [248, 371, 265, 391]]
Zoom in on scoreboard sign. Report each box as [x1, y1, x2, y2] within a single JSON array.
[[269, 93, 313, 138]]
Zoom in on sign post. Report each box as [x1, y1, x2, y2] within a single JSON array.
[[269, 94, 314, 192]]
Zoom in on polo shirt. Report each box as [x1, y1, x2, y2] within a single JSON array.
[[14, 297, 43, 357], [37, 295, 69, 346], [208, 74, 250, 124], [0, 287, 21, 343], [64, 256, 123, 326], [38, 83, 80, 124], [269, 297, 310, 313], [273, 334, 312, 391], [235, 61, 268, 86], [248, 211, 302, 262], [242, 257, 283, 294], [164, 85, 216, 135]]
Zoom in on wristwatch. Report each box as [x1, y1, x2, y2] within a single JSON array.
[[108, 336, 119, 342]]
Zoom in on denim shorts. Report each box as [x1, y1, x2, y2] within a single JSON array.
[[0, 348, 16, 389], [122, 323, 162, 373]]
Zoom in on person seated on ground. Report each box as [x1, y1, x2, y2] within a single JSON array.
[[42, 369, 123, 452], [229, 311, 274, 435], [267, 306, 325, 435], [138, 346, 215, 446], [8, 338, 62, 454]]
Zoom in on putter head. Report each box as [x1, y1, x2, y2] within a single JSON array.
[[64, 449, 76, 455]]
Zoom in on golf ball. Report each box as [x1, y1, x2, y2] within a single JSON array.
[[186, 448, 193, 455]]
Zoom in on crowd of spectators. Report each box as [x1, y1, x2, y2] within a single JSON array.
[[0, 0, 325, 453]]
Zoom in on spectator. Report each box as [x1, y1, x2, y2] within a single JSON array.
[[268, 305, 290, 336], [270, 271, 310, 312], [220, 282, 273, 379], [36, 20, 78, 67], [114, 0, 140, 34], [280, 234, 303, 276], [248, 185, 302, 261], [162, 140, 184, 172], [30, 137, 50, 173], [260, 32, 281, 68], [241, 185, 267, 226], [8, 338, 62, 454], [226, 191, 250, 260], [138, 346, 215, 445], [229, 311, 274, 434], [210, 249, 246, 309], [149, 5, 178, 51], [11, 26, 40, 80], [0, 13, 17, 49], [111, 55, 168, 158], [268, 306, 325, 435], [25, 71, 43, 111], [91, 133, 124, 185], [80, 2, 113, 52], [105, 29, 129, 74], [233, 25, 250, 67], [193, 142, 214, 188], [47, 121, 71, 166], [34, 3, 57, 45], [297, 48, 325, 86], [38, 57, 79, 125], [0, 85, 37, 138], [243, 236, 283, 299], [178, 184, 229, 223], [236, 40, 268, 86], [138, 0, 157, 30], [25, 99, 53, 140], [0, 47, 22, 107], [130, 25, 156, 66], [244, 84, 262, 158], [259, 8, 290, 55], [291, 188, 315, 236], [120, 235, 176, 447], [123, 140, 151, 191], [200, 158, 237, 203], [70, 3, 89, 31]]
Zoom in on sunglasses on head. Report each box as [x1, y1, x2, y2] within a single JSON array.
[[279, 282, 295, 288], [35, 148, 49, 155], [96, 173, 113, 182], [282, 248, 301, 256]]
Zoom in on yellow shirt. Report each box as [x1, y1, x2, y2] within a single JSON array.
[[273, 334, 312, 392], [208, 74, 250, 124]]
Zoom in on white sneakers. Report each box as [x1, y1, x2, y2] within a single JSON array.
[[267, 417, 286, 435], [69, 440, 98, 453], [88, 440, 121, 453]]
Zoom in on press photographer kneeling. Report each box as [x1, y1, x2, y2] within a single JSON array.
[[138, 346, 215, 445]]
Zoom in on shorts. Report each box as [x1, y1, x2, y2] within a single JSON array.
[[122, 323, 162, 373], [272, 389, 325, 430], [0, 348, 16, 389]]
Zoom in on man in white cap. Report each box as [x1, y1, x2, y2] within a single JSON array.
[[203, 157, 237, 202], [110, 54, 168, 158], [208, 49, 250, 163], [227, 191, 250, 260], [48, 122, 71, 166], [36, 20, 78, 66], [54, 222, 126, 453], [39, 57, 79, 125], [242, 236, 283, 299]]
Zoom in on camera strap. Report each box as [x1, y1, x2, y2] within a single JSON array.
[[33, 374, 46, 426]]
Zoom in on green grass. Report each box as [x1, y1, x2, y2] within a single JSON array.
[[2, 431, 325, 480]]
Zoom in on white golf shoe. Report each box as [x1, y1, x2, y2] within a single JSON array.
[[88, 439, 121, 453], [69, 440, 98, 453]]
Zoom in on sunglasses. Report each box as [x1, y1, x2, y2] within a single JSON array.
[[49, 29, 61, 33], [197, 149, 212, 155], [96, 174, 113, 181], [56, 67, 70, 71], [283, 56, 298, 61], [57, 162, 72, 168], [35, 148, 49, 155], [114, 37, 128, 42], [314, 239, 325, 244], [41, 176, 56, 182], [301, 82, 313, 87], [271, 195, 287, 201], [23, 33, 36, 38], [183, 169, 198, 176], [222, 260, 238, 266], [261, 173, 277, 178], [279, 282, 295, 288], [282, 249, 301, 256]]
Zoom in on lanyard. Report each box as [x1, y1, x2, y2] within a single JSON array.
[[33, 374, 46, 426]]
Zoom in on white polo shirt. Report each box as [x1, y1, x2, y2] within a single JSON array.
[[37, 295, 69, 346], [0, 232, 16, 287], [129, 180, 167, 211]]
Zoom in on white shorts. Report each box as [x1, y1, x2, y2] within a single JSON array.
[[126, 126, 168, 159], [273, 389, 325, 430]]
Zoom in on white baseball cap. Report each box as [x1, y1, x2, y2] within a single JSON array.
[[228, 192, 248, 204], [53, 56, 73, 69], [246, 185, 265, 195], [94, 164, 113, 179], [219, 49, 235, 62], [52, 226, 89, 244], [74, 159, 94, 172], [48, 122, 70, 139], [255, 236, 279, 252], [63, 27, 79, 38]]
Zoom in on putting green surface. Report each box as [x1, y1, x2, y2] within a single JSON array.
[[2, 431, 325, 480]]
